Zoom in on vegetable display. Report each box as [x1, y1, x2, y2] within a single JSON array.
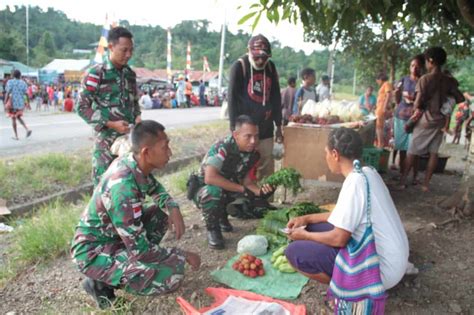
[[271, 245, 296, 273], [293, 99, 365, 125], [232, 253, 265, 278], [256, 202, 327, 248], [263, 168, 302, 196]]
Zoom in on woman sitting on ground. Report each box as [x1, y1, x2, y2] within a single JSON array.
[[284, 128, 409, 312]]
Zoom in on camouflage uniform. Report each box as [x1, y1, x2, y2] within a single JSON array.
[[193, 135, 260, 229], [76, 57, 141, 187], [71, 153, 186, 296]]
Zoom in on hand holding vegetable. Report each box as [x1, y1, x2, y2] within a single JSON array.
[[259, 184, 275, 199]]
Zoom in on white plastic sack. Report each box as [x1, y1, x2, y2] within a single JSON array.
[[237, 235, 268, 256], [110, 135, 132, 157]]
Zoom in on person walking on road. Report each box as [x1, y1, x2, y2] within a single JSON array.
[[5, 70, 32, 140], [76, 26, 141, 187]]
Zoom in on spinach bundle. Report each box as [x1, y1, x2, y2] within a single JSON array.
[[263, 168, 302, 196]]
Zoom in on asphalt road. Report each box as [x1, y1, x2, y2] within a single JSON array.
[[0, 106, 223, 158]]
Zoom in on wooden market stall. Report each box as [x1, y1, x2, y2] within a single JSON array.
[[282, 121, 376, 182]]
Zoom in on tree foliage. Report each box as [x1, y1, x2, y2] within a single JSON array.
[[242, 0, 474, 87]]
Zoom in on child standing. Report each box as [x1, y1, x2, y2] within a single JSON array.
[[292, 68, 317, 115]]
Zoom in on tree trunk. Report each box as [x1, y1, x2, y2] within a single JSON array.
[[457, 0, 474, 27], [440, 133, 474, 216]]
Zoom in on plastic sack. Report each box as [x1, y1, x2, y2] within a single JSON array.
[[176, 287, 307, 315], [237, 235, 268, 256], [272, 142, 284, 160], [110, 134, 132, 157]]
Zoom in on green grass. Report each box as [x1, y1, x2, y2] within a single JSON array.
[[165, 160, 201, 195], [0, 199, 84, 285], [0, 152, 91, 200]]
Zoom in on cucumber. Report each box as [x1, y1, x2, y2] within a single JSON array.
[[278, 262, 296, 273]]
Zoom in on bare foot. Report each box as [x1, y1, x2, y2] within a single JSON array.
[[11, 136, 19, 141], [392, 184, 407, 191], [421, 185, 429, 192]]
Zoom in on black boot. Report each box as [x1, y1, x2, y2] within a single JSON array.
[[207, 229, 225, 250], [82, 277, 116, 309], [219, 216, 233, 232]]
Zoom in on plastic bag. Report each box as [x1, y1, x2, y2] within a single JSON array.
[[272, 142, 284, 160], [176, 287, 306, 315], [237, 235, 268, 256], [110, 135, 132, 157]]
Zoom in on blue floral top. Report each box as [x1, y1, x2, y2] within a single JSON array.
[[6, 79, 28, 110]]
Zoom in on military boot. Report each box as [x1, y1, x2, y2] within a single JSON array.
[[207, 228, 224, 250], [82, 277, 116, 309], [219, 215, 233, 232]]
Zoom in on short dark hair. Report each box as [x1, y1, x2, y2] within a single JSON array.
[[424, 46, 447, 66], [321, 74, 330, 81], [131, 120, 165, 154], [13, 70, 21, 79], [412, 54, 425, 67], [108, 26, 133, 44], [287, 77, 296, 85], [235, 115, 257, 130], [300, 68, 315, 79], [327, 128, 363, 160], [376, 72, 388, 81]]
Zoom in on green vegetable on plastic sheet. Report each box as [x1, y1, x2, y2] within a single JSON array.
[[263, 168, 302, 196], [287, 202, 327, 219]]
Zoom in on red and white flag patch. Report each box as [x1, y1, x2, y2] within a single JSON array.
[[132, 202, 142, 219], [85, 73, 100, 92]]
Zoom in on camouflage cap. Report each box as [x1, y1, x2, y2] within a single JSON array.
[[248, 34, 272, 58]]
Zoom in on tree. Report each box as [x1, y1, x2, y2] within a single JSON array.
[[243, 0, 474, 217]]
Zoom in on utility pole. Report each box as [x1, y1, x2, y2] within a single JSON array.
[[26, 5, 29, 66], [217, 12, 226, 94], [352, 68, 357, 95]]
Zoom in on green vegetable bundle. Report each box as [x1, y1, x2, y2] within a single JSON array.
[[263, 168, 302, 196]]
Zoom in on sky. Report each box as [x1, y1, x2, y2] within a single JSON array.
[[2, 0, 325, 54]]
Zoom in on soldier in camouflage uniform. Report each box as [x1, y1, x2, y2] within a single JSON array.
[[77, 26, 141, 187], [71, 120, 200, 309], [193, 115, 275, 250]]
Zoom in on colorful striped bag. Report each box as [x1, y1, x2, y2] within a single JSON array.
[[327, 160, 387, 314]]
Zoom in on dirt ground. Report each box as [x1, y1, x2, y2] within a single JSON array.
[[0, 143, 473, 314]]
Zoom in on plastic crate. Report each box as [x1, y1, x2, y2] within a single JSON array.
[[362, 147, 390, 173]]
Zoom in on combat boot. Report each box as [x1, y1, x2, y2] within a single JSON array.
[[219, 215, 233, 232], [82, 277, 116, 309], [207, 228, 225, 250]]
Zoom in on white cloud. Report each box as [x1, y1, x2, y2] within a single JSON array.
[[2, 0, 325, 54]]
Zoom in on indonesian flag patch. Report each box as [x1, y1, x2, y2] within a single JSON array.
[[132, 202, 142, 219], [85, 73, 100, 92]]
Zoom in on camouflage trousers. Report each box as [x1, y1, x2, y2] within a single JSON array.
[[72, 205, 186, 296], [92, 137, 117, 187], [194, 185, 268, 229]]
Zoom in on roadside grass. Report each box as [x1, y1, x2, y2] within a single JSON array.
[[0, 120, 228, 205], [0, 152, 91, 201], [0, 199, 85, 286], [161, 160, 201, 196]]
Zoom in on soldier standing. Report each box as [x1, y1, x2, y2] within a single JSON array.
[[71, 120, 200, 309], [191, 115, 275, 250], [77, 26, 141, 186]]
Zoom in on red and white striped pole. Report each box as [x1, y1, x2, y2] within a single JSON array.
[[185, 41, 191, 78]]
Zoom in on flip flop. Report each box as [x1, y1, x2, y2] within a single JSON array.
[[26, 130, 32, 138]]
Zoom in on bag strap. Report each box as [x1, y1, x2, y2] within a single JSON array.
[[353, 160, 372, 226]]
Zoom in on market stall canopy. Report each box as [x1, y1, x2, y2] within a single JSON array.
[[41, 59, 90, 74]]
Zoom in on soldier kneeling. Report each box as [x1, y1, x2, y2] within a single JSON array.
[[189, 115, 275, 250], [71, 120, 200, 309]]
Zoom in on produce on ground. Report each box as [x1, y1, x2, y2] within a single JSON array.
[[271, 245, 296, 273], [256, 202, 327, 248], [232, 253, 266, 278]]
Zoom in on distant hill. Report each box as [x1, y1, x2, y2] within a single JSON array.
[[0, 5, 358, 87]]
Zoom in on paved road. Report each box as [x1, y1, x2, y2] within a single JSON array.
[[0, 106, 223, 158]]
